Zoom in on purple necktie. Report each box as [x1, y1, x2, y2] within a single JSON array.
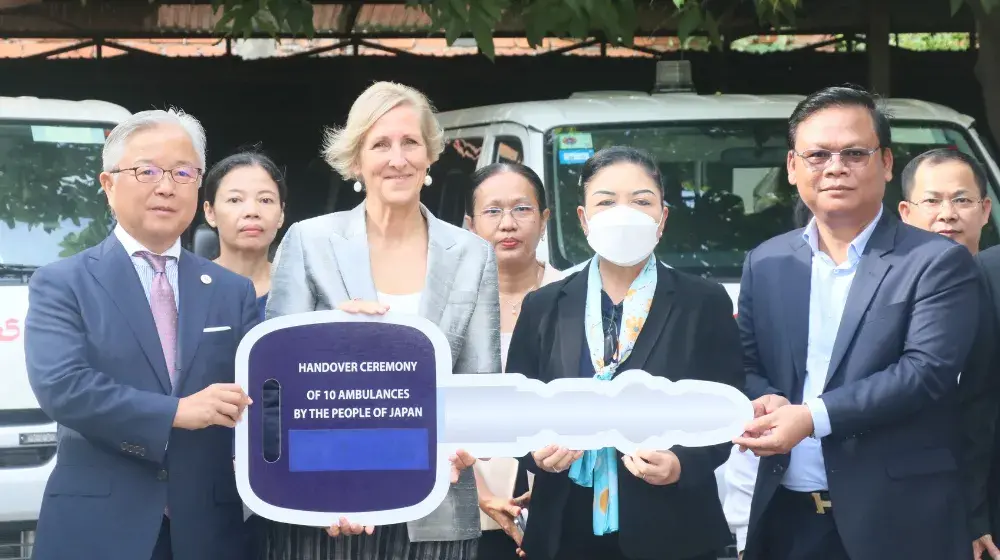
[[136, 251, 178, 389]]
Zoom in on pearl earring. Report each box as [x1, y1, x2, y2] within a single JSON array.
[[424, 174, 432, 187], [354, 181, 363, 193]]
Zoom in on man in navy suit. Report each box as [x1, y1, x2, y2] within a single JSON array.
[[24, 108, 257, 560], [733, 86, 981, 560]]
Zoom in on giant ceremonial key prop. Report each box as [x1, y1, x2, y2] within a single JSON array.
[[234, 311, 753, 527]]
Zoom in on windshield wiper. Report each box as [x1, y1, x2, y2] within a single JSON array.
[[0, 264, 39, 278]]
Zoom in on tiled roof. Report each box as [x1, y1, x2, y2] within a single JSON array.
[[0, 36, 670, 58], [0, 0, 978, 39], [0, 34, 843, 59]]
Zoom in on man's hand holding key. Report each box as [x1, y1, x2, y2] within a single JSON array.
[[173, 383, 253, 429]]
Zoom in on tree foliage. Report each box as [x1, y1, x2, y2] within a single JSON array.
[[203, 0, 1000, 59], [0, 139, 113, 260]]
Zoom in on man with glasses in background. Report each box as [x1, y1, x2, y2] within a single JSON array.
[[734, 86, 981, 560], [899, 148, 992, 255], [24, 109, 257, 560], [900, 148, 1000, 559], [902, 148, 1000, 559]]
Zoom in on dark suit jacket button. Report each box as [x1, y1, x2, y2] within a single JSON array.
[[157, 470, 168, 481], [773, 464, 784, 474]]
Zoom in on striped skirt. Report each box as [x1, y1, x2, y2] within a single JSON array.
[[260, 521, 479, 560]]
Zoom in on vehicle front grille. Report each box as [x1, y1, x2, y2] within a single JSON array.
[[0, 529, 33, 560]]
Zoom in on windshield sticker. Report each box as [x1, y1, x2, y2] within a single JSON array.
[[30, 126, 106, 145], [559, 149, 593, 165], [557, 133, 594, 151]]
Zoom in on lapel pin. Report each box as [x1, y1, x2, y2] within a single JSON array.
[[201, 274, 212, 285]]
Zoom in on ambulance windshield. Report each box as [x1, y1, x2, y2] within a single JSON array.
[[546, 120, 998, 279], [0, 122, 113, 275]]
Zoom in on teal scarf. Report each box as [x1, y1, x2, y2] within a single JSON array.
[[568, 255, 657, 535]]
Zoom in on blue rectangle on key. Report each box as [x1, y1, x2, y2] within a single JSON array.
[[287, 428, 430, 472]]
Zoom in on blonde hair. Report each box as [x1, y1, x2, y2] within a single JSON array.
[[322, 81, 445, 181]]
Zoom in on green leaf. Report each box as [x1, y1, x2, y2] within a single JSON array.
[[616, 0, 637, 44], [775, 1, 797, 23], [443, 19, 463, 44], [234, 9, 255, 37], [478, 0, 507, 22], [448, 0, 470, 22], [214, 6, 240, 33], [676, 7, 702, 43], [755, 0, 770, 20], [524, 13, 547, 46], [672, 0, 684, 8], [951, 0, 966, 15], [563, 0, 585, 19], [704, 11, 721, 47], [291, 3, 316, 35], [469, 8, 495, 59], [254, 9, 280, 34], [568, 13, 589, 37]]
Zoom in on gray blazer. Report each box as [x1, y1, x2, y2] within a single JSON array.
[[266, 202, 501, 542]]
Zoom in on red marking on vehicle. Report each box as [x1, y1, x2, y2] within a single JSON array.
[[0, 318, 21, 342]]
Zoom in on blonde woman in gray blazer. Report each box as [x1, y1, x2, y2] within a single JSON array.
[[259, 81, 501, 560]]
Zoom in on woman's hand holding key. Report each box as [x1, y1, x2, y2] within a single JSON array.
[[532, 444, 583, 473]]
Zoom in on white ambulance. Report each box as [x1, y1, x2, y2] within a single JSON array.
[[432, 61, 1000, 310], [0, 96, 130, 558]]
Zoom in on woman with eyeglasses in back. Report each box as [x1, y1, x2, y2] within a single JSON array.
[[504, 146, 744, 560], [464, 162, 565, 559]]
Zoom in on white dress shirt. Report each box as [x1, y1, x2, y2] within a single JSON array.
[[722, 446, 759, 552], [113, 223, 181, 312], [784, 205, 883, 492]]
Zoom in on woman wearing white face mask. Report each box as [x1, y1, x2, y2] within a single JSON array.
[[504, 146, 744, 560]]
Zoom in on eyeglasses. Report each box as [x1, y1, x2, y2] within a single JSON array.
[[906, 196, 983, 212], [479, 205, 538, 222], [112, 165, 203, 184], [794, 147, 880, 169]]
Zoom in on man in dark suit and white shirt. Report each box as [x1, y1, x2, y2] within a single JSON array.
[[24, 108, 258, 560], [733, 86, 981, 560], [898, 148, 1000, 559]]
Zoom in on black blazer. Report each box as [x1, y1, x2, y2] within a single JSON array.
[[972, 246, 1000, 541], [507, 261, 744, 560]]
